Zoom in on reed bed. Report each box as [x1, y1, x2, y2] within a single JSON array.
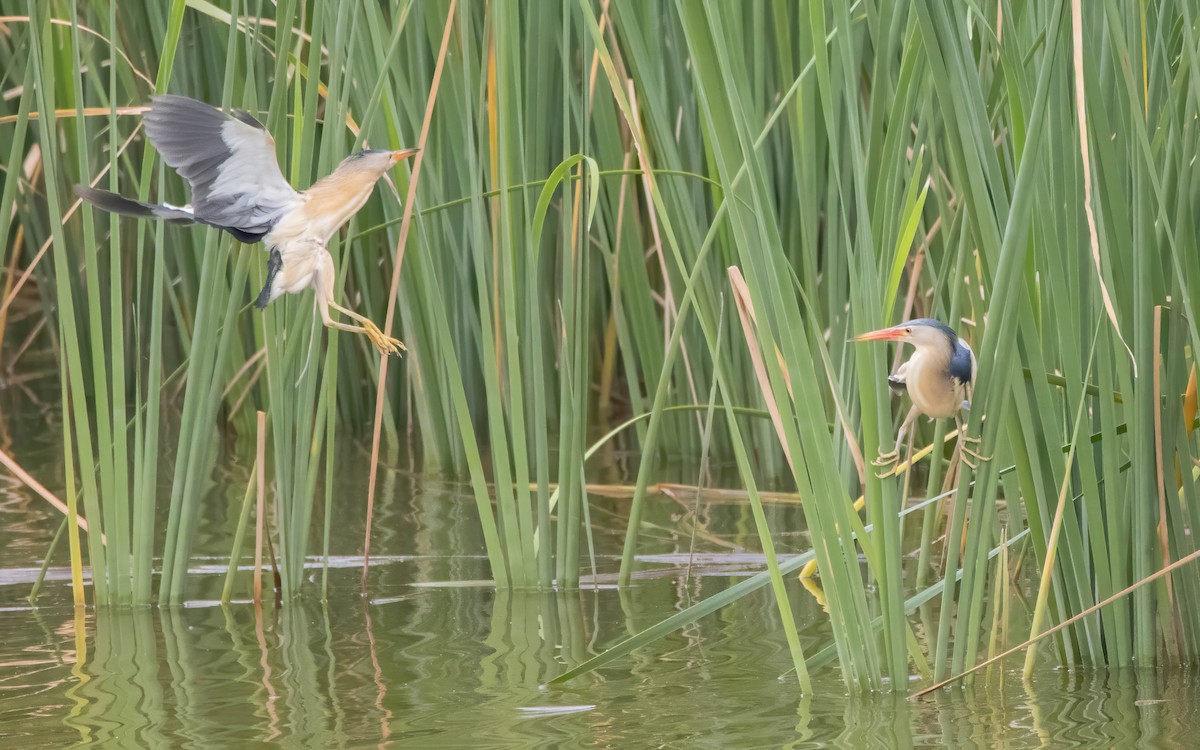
[[3, 0, 1200, 692]]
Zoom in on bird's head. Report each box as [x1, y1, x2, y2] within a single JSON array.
[[338, 147, 420, 178], [851, 318, 958, 353]]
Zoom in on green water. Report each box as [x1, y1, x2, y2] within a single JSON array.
[[2, 422, 1199, 747]]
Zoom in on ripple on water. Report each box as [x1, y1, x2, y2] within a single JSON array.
[[2, 453, 1200, 747]]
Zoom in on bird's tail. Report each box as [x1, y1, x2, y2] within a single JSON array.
[[74, 185, 196, 225]]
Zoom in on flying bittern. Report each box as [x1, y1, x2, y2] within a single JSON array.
[[74, 94, 416, 355], [852, 319, 988, 472]]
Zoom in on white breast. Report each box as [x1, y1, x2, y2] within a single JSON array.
[[266, 238, 325, 303], [903, 350, 964, 419]]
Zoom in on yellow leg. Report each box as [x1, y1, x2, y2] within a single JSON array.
[[327, 298, 406, 356], [315, 249, 405, 356], [874, 405, 918, 478]]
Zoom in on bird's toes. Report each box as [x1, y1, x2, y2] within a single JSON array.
[[377, 333, 405, 355], [360, 320, 406, 356], [375, 338, 397, 356]]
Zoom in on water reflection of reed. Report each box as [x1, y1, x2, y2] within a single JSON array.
[[6, 584, 1200, 747], [65, 608, 169, 747], [1053, 669, 1186, 749], [64, 602, 386, 747]]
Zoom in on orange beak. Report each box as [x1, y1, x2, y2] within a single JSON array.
[[851, 326, 909, 343], [389, 147, 420, 165]]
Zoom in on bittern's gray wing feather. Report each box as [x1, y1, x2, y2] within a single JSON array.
[[143, 95, 299, 242]]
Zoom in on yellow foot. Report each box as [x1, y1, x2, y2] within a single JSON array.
[[960, 445, 990, 470], [363, 319, 406, 356], [957, 432, 989, 469], [872, 449, 899, 478]]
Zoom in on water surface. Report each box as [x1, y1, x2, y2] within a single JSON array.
[[2, 416, 1198, 747]]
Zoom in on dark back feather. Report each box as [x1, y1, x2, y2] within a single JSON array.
[[948, 342, 974, 385]]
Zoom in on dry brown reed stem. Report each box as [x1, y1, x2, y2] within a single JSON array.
[[253, 410, 266, 604], [0, 447, 101, 540], [361, 0, 457, 593]]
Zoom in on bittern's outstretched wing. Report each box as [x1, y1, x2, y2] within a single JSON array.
[[142, 94, 299, 242]]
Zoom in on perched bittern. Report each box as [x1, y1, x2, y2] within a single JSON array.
[[74, 94, 416, 355], [852, 319, 987, 471]]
